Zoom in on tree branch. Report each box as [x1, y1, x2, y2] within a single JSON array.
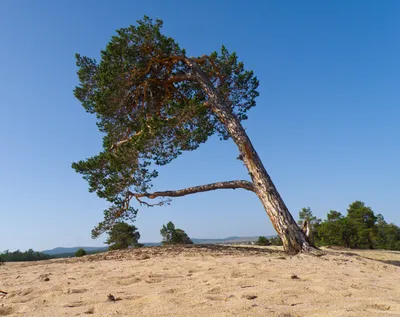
[[134, 196, 168, 207], [165, 74, 193, 84], [130, 180, 255, 200], [109, 130, 143, 152]]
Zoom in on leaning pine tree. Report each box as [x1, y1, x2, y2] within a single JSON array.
[[73, 17, 320, 254]]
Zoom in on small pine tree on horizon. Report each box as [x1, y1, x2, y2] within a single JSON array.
[[160, 221, 193, 245], [105, 222, 141, 250]]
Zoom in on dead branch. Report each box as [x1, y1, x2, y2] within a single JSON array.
[[301, 220, 310, 238], [134, 196, 168, 207], [107, 294, 122, 301], [109, 130, 143, 152]]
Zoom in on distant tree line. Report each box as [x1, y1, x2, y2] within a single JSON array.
[[6, 200, 397, 262], [1, 220, 193, 262], [257, 201, 400, 251], [256, 236, 283, 246], [0, 249, 53, 262], [298, 201, 400, 250]]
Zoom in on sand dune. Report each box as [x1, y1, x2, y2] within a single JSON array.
[[1, 245, 399, 316]]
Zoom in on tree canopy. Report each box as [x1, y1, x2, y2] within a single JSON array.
[[72, 16, 259, 238], [304, 201, 400, 250], [105, 222, 141, 250], [160, 221, 193, 245]]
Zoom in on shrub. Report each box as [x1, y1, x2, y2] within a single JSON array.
[[256, 236, 270, 246], [160, 221, 193, 245], [269, 236, 283, 246], [105, 222, 141, 251], [75, 248, 87, 257]]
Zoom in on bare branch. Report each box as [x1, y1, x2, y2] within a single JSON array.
[[130, 180, 255, 200], [109, 130, 143, 152], [111, 180, 253, 223], [134, 196, 169, 207]]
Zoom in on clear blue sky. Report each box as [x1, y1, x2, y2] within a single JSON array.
[[1, 1, 399, 251]]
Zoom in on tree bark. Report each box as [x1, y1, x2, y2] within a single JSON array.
[[187, 59, 320, 254]]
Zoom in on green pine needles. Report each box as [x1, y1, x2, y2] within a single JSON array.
[[72, 17, 259, 238]]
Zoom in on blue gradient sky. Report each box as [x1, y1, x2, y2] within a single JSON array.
[[1, 1, 399, 251]]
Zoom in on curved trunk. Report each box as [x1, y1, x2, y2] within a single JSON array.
[[189, 60, 318, 254]]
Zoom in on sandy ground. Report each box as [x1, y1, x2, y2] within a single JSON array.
[[1, 245, 399, 317]]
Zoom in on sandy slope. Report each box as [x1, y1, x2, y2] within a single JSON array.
[[1, 245, 399, 317]]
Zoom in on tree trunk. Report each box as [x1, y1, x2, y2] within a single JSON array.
[[188, 60, 319, 254]]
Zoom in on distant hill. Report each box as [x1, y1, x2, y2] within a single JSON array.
[[42, 247, 107, 255], [42, 236, 274, 255]]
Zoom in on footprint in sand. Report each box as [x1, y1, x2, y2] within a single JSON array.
[[205, 295, 226, 301], [161, 288, 178, 294], [369, 304, 391, 311], [117, 277, 142, 286], [117, 277, 142, 285], [207, 286, 222, 294], [231, 271, 243, 278], [8, 288, 35, 303], [241, 294, 258, 300], [124, 295, 142, 300], [0, 305, 13, 315], [67, 288, 88, 294], [63, 300, 86, 308], [145, 278, 162, 283]]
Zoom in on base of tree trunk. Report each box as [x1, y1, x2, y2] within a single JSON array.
[[282, 230, 326, 256], [299, 243, 326, 256], [284, 243, 326, 256]]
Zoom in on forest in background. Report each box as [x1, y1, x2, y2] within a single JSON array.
[[297, 201, 400, 250]]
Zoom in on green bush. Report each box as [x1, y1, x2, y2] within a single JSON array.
[[75, 248, 87, 257], [160, 221, 193, 245], [314, 201, 400, 250], [106, 222, 141, 250], [256, 236, 270, 246], [269, 236, 283, 246]]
